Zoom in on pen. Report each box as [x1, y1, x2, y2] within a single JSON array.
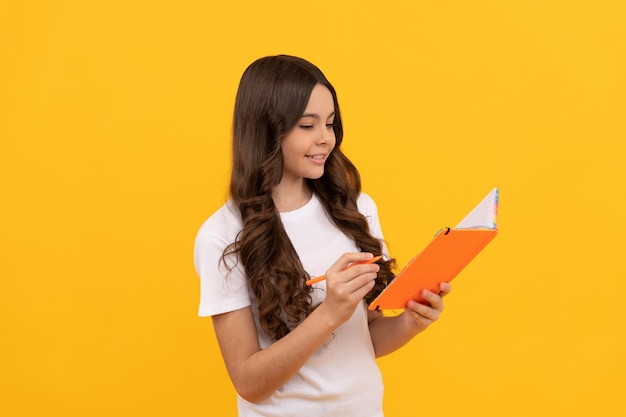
[[305, 256, 382, 286]]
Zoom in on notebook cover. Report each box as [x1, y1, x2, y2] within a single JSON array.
[[368, 228, 497, 310]]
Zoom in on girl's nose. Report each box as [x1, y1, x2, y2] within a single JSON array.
[[318, 126, 331, 144]]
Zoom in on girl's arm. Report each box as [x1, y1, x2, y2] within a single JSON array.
[[211, 252, 379, 403], [367, 282, 452, 357]]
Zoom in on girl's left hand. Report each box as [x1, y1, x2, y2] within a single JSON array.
[[403, 282, 452, 333]]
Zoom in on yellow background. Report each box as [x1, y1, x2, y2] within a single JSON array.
[[1, 1, 624, 416]]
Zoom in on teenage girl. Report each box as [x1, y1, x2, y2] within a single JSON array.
[[194, 55, 451, 417]]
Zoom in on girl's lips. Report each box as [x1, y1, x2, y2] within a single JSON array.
[[306, 154, 327, 164]]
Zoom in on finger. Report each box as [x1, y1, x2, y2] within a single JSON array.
[[405, 301, 439, 322], [328, 252, 375, 275], [438, 282, 452, 297], [345, 262, 380, 280], [342, 268, 378, 295], [421, 290, 444, 312]]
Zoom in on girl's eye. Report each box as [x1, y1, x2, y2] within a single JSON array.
[[326, 123, 334, 129], [299, 125, 314, 129]]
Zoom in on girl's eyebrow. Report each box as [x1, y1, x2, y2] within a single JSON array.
[[301, 111, 335, 119]]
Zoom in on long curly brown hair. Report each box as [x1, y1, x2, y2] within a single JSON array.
[[223, 55, 395, 340]]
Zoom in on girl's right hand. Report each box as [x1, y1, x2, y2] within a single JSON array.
[[320, 252, 380, 326]]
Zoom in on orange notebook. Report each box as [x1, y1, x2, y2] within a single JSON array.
[[369, 188, 499, 311]]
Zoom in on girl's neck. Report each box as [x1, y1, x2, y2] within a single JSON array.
[[272, 180, 313, 213]]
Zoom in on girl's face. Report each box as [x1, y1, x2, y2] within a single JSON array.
[[280, 84, 336, 185]]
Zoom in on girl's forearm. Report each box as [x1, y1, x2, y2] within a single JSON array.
[[368, 313, 422, 357], [219, 304, 340, 403]]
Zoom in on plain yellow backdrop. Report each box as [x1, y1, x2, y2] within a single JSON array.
[[1, 1, 625, 416]]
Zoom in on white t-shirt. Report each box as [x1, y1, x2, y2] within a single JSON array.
[[194, 193, 387, 417]]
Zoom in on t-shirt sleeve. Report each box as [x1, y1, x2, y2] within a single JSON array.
[[194, 229, 251, 317], [357, 193, 390, 258]]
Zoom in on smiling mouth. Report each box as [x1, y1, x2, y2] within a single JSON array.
[[306, 154, 326, 160]]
